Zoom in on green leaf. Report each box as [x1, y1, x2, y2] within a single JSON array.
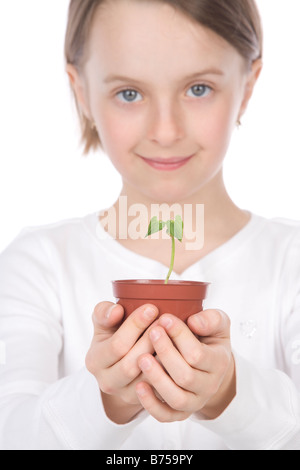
[[165, 216, 183, 241], [173, 215, 183, 242], [165, 220, 174, 238], [145, 216, 165, 237]]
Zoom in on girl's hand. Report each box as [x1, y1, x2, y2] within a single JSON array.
[[85, 301, 159, 424], [136, 309, 236, 422]]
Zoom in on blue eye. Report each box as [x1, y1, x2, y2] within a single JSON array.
[[117, 89, 142, 103], [187, 84, 211, 98]]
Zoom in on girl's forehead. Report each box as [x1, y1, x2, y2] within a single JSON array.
[[82, 0, 248, 93], [87, 0, 242, 69]]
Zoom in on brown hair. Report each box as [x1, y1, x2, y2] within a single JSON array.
[[65, 0, 263, 154]]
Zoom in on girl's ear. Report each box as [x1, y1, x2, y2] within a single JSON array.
[[238, 59, 263, 119], [66, 64, 92, 120]]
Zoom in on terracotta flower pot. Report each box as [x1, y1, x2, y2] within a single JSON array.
[[112, 279, 210, 322]]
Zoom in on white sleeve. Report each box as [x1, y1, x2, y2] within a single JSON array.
[[193, 353, 300, 450], [0, 368, 146, 450], [193, 228, 300, 450], [0, 230, 145, 450]]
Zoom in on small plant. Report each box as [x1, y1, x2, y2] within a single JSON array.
[[145, 215, 184, 284]]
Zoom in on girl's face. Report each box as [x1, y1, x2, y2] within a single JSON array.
[[68, 0, 261, 203]]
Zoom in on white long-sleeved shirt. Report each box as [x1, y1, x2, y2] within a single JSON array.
[[0, 211, 300, 450]]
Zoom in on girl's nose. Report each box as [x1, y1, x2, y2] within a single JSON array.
[[147, 100, 184, 147]]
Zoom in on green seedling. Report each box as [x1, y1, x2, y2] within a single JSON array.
[[145, 215, 184, 284]]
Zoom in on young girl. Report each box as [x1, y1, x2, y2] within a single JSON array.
[[0, 0, 300, 450]]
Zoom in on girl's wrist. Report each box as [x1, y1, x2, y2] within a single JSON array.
[[199, 356, 236, 420]]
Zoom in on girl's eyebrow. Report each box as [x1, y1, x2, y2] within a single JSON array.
[[103, 68, 225, 85]]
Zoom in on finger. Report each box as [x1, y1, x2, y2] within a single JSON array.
[[105, 324, 158, 389], [148, 325, 209, 391], [102, 303, 159, 367], [87, 316, 159, 394], [101, 368, 149, 406], [136, 382, 190, 422], [92, 302, 125, 339], [154, 315, 232, 384], [156, 315, 212, 372], [138, 354, 197, 413], [147, 326, 232, 403], [187, 309, 231, 341]]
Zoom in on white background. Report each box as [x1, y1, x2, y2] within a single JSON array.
[[0, 0, 299, 253]]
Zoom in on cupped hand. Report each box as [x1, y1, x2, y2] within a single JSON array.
[[135, 309, 236, 422], [85, 301, 159, 423]]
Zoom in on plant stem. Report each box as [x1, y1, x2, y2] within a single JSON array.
[[165, 235, 175, 284]]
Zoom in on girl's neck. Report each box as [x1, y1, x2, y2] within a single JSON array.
[[117, 170, 248, 238], [100, 170, 250, 274]]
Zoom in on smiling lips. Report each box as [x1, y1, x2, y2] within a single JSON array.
[[140, 155, 194, 171]]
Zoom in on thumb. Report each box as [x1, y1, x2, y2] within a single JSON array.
[[92, 301, 124, 338], [187, 309, 231, 340]]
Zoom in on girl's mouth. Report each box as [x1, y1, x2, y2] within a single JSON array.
[[140, 155, 194, 171]]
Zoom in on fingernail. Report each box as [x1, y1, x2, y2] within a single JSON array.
[[143, 306, 157, 321], [149, 328, 161, 342], [159, 316, 173, 329], [136, 384, 147, 397], [139, 357, 152, 372], [106, 304, 117, 319]]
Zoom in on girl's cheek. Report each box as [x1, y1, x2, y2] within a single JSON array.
[[99, 106, 142, 141], [205, 104, 236, 142]]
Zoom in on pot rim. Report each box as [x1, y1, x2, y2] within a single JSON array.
[[112, 279, 209, 286], [112, 279, 210, 300]]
